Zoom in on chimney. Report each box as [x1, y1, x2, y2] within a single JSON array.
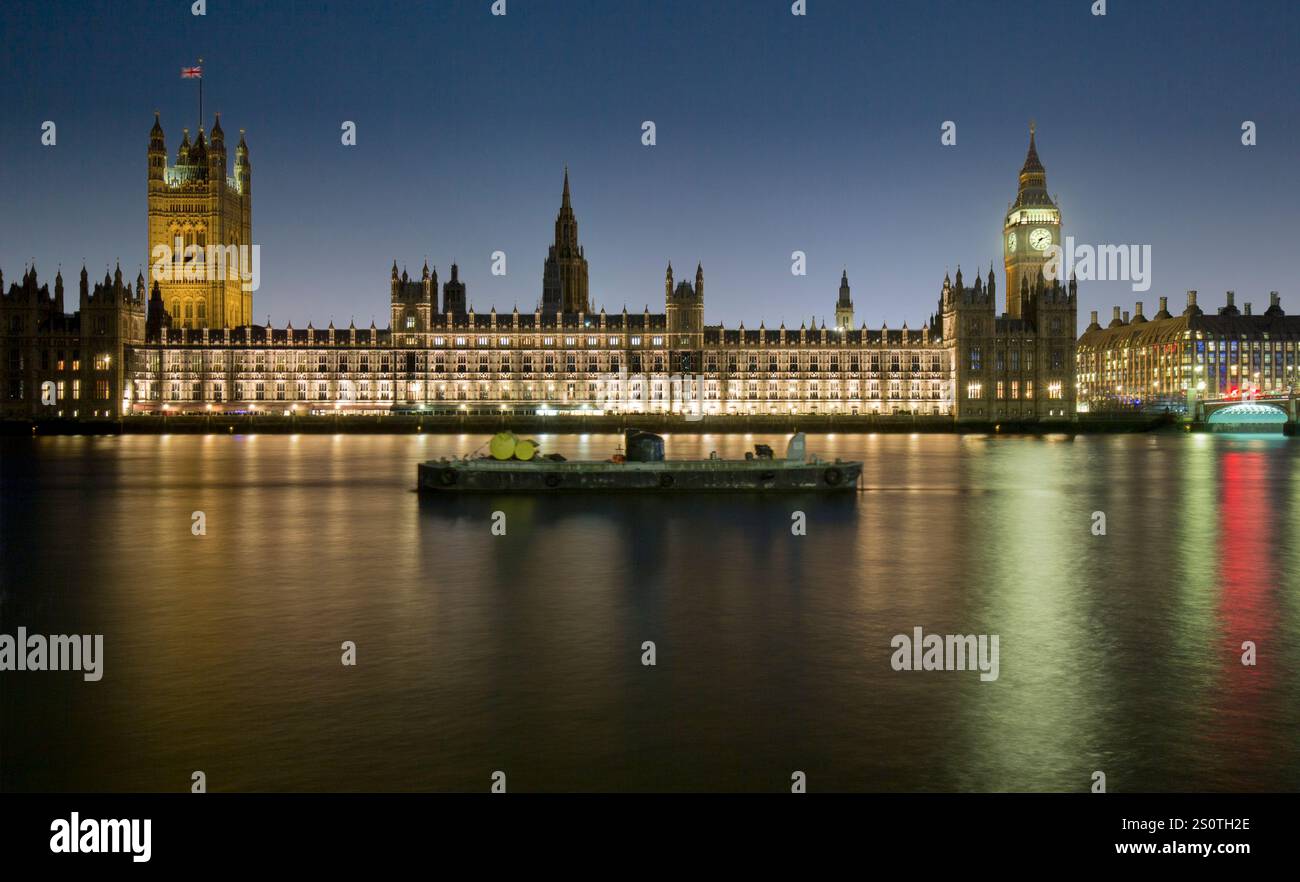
[[1187, 290, 1198, 307], [1090, 309, 1098, 325], [1134, 301, 1144, 318], [1122, 310, 1130, 324], [1271, 291, 1281, 308], [1159, 296, 1168, 313], [1244, 302, 1252, 316], [1226, 291, 1235, 308]]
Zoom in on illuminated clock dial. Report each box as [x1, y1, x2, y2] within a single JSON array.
[[1029, 228, 1053, 250], [1007, 232, 1017, 252]]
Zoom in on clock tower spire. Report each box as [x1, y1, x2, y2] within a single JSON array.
[[1003, 122, 1061, 320]]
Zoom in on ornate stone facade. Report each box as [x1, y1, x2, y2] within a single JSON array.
[[0, 119, 1077, 424], [147, 112, 252, 330]]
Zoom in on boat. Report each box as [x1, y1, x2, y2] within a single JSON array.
[[417, 430, 862, 493]]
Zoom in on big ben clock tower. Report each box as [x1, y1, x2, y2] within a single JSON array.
[[1003, 123, 1061, 319]]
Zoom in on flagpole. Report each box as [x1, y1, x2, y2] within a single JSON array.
[[198, 57, 204, 130]]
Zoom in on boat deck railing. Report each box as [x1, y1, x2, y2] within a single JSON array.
[[432, 456, 853, 472]]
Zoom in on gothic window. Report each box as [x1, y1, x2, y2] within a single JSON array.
[[969, 347, 982, 371], [405, 314, 416, 330]]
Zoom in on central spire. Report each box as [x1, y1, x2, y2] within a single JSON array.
[[542, 167, 590, 314]]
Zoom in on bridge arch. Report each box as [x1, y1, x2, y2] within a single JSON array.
[[1206, 401, 1291, 431]]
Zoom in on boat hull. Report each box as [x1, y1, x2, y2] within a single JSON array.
[[418, 459, 862, 493]]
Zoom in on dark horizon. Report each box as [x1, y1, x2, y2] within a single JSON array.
[[2, 0, 1299, 329]]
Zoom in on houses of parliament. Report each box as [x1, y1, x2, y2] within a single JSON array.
[[0, 115, 1080, 423]]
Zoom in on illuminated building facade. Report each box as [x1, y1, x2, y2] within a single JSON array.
[[1077, 291, 1299, 410], [1002, 123, 1062, 316], [147, 113, 253, 330], [1, 119, 1077, 423]]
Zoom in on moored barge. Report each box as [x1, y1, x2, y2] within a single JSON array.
[[418, 430, 861, 493]]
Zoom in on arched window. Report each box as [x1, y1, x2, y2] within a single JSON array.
[[197, 301, 207, 320]]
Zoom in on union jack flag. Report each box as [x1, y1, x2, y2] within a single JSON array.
[[181, 66, 202, 79]]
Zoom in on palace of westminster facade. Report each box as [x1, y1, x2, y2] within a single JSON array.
[[1, 116, 1085, 423]]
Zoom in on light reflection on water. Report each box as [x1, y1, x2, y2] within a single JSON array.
[[1, 431, 1298, 792]]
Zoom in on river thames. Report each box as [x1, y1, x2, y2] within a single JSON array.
[[2, 431, 1298, 792]]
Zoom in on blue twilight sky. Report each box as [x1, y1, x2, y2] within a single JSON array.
[[1, 0, 1298, 329]]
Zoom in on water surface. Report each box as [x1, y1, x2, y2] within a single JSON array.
[[2, 431, 1298, 792]]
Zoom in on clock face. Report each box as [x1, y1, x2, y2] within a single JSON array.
[[1007, 232, 1017, 252], [1029, 228, 1053, 251]]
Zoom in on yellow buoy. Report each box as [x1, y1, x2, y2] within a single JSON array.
[[514, 438, 538, 461], [489, 431, 517, 460]]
